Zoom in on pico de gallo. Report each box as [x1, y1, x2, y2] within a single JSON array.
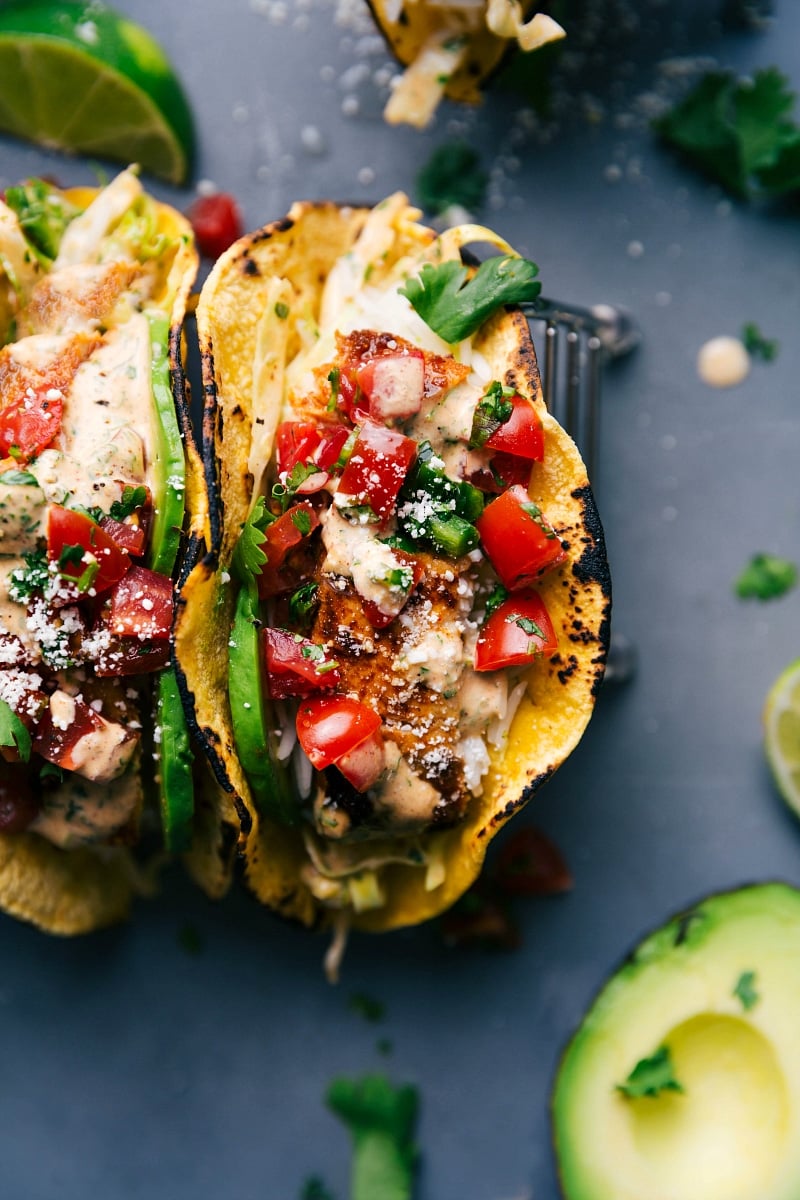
[[0, 169, 195, 853]]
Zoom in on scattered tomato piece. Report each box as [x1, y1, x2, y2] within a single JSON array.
[[187, 192, 243, 260]]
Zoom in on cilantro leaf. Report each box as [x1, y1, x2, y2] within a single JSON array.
[[300, 1178, 336, 1200], [0, 469, 38, 486], [655, 67, 800, 198], [741, 322, 779, 361], [416, 141, 487, 216], [326, 1074, 419, 1200], [733, 969, 760, 1011], [735, 553, 797, 601], [0, 696, 31, 763], [108, 485, 147, 522], [399, 255, 541, 344], [616, 1045, 684, 1100], [231, 496, 273, 583], [348, 992, 386, 1023]]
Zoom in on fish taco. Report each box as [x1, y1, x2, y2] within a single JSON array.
[[370, 1, 566, 127], [0, 167, 207, 933], [175, 194, 610, 935]]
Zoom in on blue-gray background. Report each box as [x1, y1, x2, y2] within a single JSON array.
[[1, 1, 799, 1196]]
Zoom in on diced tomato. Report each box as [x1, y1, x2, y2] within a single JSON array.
[[47, 506, 131, 595], [296, 696, 385, 791], [257, 502, 320, 598], [315, 426, 351, 470], [99, 515, 146, 557], [335, 371, 367, 423], [474, 591, 557, 671], [103, 565, 173, 640], [32, 693, 103, 768], [485, 393, 544, 462], [356, 351, 425, 422], [336, 420, 417, 524], [469, 451, 533, 495], [276, 422, 352, 493], [0, 385, 63, 461], [263, 627, 340, 699], [92, 639, 171, 676], [276, 421, 322, 476], [493, 826, 573, 896], [187, 192, 243, 260], [0, 765, 39, 833], [476, 485, 566, 590]]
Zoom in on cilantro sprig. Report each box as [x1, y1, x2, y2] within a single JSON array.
[[416, 141, 487, 216], [735, 553, 797, 601], [231, 496, 274, 584], [616, 1045, 684, 1100], [326, 1074, 419, 1200], [399, 255, 541, 344], [0, 697, 31, 763], [656, 67, 800, 199]]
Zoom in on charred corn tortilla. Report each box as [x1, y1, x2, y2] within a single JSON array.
[[371, 0, 565, 127], [175, 197, 609, 930], [0, 174, 205, 934]]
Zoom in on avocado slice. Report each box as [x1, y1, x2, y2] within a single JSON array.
[[145, 309, 194, 848], [552, 883, 800, 1200], [229, 582, 296, 825]]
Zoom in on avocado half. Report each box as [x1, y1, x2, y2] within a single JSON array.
[[552, 883, 800, 1200]]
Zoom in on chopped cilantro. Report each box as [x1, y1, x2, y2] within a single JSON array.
[[58, 543, 85, 570], [8, 445, 22, 461], [741, 322, 779, 361], [349, 992, 386, 1023], [512, 615, 546, 640], [274, 463, 322, 512], [484, 583, 509, 618], [177, 924, 206, 956], [39, 762, 63, 784], [299, 1178, 336, 1200], [655, 67, 800, 199], [289, 582, 319, 629], [735, 553, 797, 600], [0, 696, 31, 763], [291, 507, 313, 536], [231, 496, 273, 583], [469, 380, 514, 448], [399, 255, 541, 344], [275, 301, 290, 319], [416, 140, 487, 216], [1, 469, 38, 487], [733, 969, 759, 1011], [326, 1074, 419, 1200], [616, 1046, 684, 1100], [108, 485, 147, 522], [301, 643, 325, 663], [9, 548, 49, 602]]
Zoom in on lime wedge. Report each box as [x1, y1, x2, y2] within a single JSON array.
[[0, 0, 194, 184], [764, 658, 800, 817]]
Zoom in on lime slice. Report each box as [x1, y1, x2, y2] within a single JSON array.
[[764, 658, 800, 816], [0, 0, 194, 184]]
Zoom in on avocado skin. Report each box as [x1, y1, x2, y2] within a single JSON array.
[[551, 882, 800, 1200]]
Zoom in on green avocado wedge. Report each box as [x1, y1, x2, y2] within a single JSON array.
[[552, 883, 800, 1200], [228, 584, 296, 826], [146, 309, 194, 851]]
